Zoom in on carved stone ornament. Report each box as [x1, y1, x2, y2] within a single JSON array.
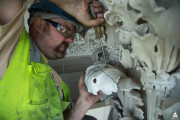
[[67, 0, 180, 119], [84, 64, 121, 95]]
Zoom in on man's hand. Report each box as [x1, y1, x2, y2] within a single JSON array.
[[69, 74, 103, 120], [77, 74, 103, 109], [75, 0, 105, 26], [50, 0, 105, 27]]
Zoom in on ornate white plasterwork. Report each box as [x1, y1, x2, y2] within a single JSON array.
[[84, 64, 120, 95], [69, 0, 180, 119], [129, 0, 180, 48], [102, 0, 180, 119], [66, 28, 107, 56]]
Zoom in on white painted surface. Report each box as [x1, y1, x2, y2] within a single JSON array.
[[86, 102, 112, 120]]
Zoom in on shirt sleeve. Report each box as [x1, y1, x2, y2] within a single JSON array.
[[0, 1, 27, 79]]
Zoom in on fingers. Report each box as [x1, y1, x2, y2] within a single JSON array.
[[88, 90, 103, 103], [78, 0, 105, 27], [91, 0, 105, 26], [97, 13, 104, 18], [97, 13, 105, 26], [92, 0, 103, 12], [93, 7, 103, 14], [78, 74, 85, 88], [88, 18, 105, 26], [92, 0, 101, 6], [98, 90, 103, 96]]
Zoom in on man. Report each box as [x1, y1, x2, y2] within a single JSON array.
[[0, 0, 104, 119]]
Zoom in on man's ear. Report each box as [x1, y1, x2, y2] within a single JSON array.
[[33, 16, 44, 32]]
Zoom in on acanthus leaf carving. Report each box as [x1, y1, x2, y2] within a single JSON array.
[[70, 0, 180, 119], [129, 0, 180, 48], [117, 77, 144, 119], [104, 0, 142, 31], [131, 32, 180, 73]]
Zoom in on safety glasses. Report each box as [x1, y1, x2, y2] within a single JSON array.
[[45, 19, 75, 39]]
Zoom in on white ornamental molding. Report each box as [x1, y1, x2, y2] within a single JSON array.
[[67, 28, 107, 56], [102, 0, 180, 119], [70, 0, 180, 119]]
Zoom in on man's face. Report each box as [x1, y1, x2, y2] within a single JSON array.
[[35, 18, 75, 60]]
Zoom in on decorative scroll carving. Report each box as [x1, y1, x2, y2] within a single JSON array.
[[99, 77, 144, 120], [104, 0, 142, 31], [118, 78, 144, 119], [131, 32, 180, 73], [101, 0, 180, 119], [70, 0, 180, 119], [140, 70, 176, 120], [129, 0, 180, 48], [66, 28, 107, 56]]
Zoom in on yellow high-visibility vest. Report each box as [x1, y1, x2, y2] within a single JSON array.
[[0, 28, 70, 120]]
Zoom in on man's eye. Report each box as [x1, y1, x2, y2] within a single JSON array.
[[60, 26, 68, 33]]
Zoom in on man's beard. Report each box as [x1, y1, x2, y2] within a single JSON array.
[[55, 41, 69, 58]]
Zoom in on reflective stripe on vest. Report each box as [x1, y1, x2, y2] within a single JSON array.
[[0, 28, 70, 119]]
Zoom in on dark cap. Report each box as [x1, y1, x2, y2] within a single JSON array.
[[28, 0, 84, 32]]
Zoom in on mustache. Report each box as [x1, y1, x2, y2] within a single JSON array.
[[61, 41, 69, 48], [55, 41, 69, 52]]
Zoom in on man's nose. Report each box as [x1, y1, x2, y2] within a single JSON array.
[[64, 37, 73, 44]]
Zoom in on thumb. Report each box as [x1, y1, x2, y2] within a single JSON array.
[[87, 18, 104, 26], [88, 91, 103, 103], [78, 74, 85, 88]]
